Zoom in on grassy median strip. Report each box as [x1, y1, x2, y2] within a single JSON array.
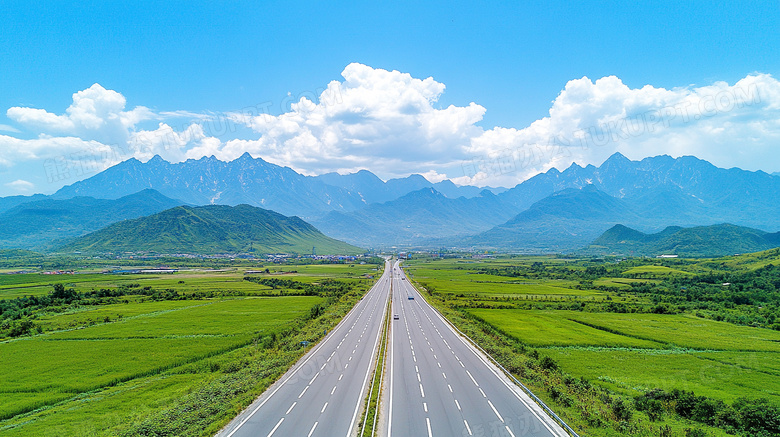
[[358, 290, 391, 437]]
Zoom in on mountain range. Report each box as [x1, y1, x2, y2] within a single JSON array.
[[59, 204, 361, 255], [52, 153, 497, 219], [457, 153, 780, 251], [313, 152, 780, 251], [3, 152, 780, 254], [311, 188, 517, 247], [312, 170, 505, 205], [589, 223, 780, 257]]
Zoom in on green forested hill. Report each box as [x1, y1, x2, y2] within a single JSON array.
[[590, 223, 780, 257], [58, 204, 362, 255]]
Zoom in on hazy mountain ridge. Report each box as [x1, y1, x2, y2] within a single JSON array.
[[311, 187, 518, 247], [52, 153, 367, 219], [462, 186, 641, 251], [312, 170, 505, 204], [59, 204, 361, 255], [0, 189, 185, 250], [0, 193, 49, 215], [590, 223, 780, 257]]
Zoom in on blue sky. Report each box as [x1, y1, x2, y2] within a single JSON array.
[[1, 1, 779, 195]]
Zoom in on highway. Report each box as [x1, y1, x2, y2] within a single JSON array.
[[217, 260, 392, 437], [218, 259, 570, 437], [384, 261, 568, 437]]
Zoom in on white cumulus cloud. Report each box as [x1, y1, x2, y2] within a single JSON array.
[[463, 73, 780, 186], [7, 84, 154, 146], [221, 63, 486, 176], [2, 65, 780, 195]]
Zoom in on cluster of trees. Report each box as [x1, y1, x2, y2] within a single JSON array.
[[477, 262, 618, 281], [635, 389, 780, 436], [244, 277, 355, 299], [628, 264, 780, 329]]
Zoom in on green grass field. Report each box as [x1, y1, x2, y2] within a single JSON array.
[[468, 309, 663, 348], [407, 255, 780, 436], [406, 264, 605, 298], [466, 308, 780, 403], [0, 262, 377, 436], [0, 262, 380, 300], [592, 277, 661, 289], [46, 297, 313, 340], [0, 296, 317, 419], [622, 265, 693, 277], [563, 311, 780, 352], [545, 348, 780, 403]]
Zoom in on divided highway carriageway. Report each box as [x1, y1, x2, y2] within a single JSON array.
[[218, 260, 571, 437]]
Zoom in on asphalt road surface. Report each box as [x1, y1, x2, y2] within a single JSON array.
[[384, 261, 568, 437], [218, 259, 570, 437], [217, 260, 392, 437]]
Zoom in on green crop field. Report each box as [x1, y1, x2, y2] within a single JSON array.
[[406, 264, 604, 298], [0, 296, 317, 422], [545, 349, 780, 403], [470, 308, 780, 402], [406, 254, 780, 437], [622, 265, 693, 277], [593, 277, 661, 289], [468, 309, 663, 349], [0, 261, 379, 436], [560, 312, 780, 352], [0, 261, 380, 300]]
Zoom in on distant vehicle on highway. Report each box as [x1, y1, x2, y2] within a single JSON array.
[[393, 314, 399, 320], [408, 296, 414, 300], [402, 277, 406, 280]]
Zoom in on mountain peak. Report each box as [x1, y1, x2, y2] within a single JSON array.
[[119, 157, 142, 166], [393, 187, 446, 203], [602, 152, 631, 166], [581, 183, 599, 192], [234, 152, 254, 162], [147, 155, 167, 165], [407, 174, 430, 183]]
